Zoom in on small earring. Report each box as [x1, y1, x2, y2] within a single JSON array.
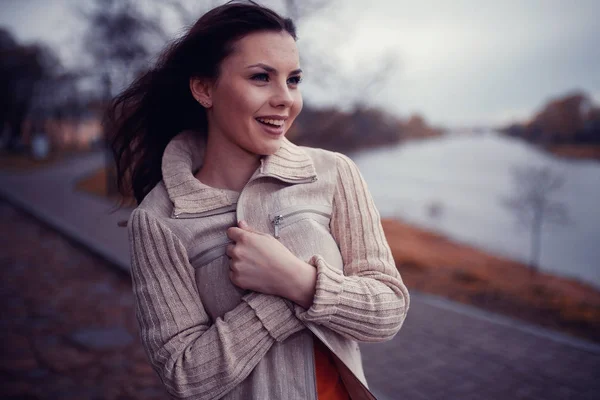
[[199, 100, 211, 108]]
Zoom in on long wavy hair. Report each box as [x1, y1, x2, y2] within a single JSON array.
[[106, 1, 296, 205]]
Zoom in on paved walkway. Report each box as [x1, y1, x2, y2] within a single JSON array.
[[363, 296, 600, 400], [1, 153, 599, 400], [1, 201, 165, 399], [0, 151, 131, 269]]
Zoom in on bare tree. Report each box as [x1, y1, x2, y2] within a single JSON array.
[[79, 0, 166, 98], [289, 0, 399, 110], [78, 0, 166, 194], [501, 165, 570, 272], [426, 200, 444, 225], [275, 0, 402, 154], [161, 0, 217, 28], [0, 28, 62, 151], [281, 0, 330, 20], [157, 0, 399, 110]]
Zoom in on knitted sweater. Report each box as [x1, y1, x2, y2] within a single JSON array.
[[127, 131, 410, 399]]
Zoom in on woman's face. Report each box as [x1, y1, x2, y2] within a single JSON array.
[[199, 30, 303, 157]]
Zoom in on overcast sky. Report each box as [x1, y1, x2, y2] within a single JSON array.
[[1, 0, 599, 128]]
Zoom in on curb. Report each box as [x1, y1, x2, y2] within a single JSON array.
[[0, 187, 131, 276], [412, 290, 600, 354]]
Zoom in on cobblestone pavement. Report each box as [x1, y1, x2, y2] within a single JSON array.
[[361, 298, 600, 400], [0, 201, 166, 400]]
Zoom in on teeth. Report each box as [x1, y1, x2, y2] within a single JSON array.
[[257, 118, 284, 126]]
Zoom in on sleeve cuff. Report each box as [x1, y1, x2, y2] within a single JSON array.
[[242, 292, 306, 342], [295, 255, 345, 324]]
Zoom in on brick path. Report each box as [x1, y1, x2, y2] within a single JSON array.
[[0, 201, 165, 399], [362, 298, 600, 400]]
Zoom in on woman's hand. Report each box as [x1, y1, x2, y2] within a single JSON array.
[[226, 220, 317, 308]]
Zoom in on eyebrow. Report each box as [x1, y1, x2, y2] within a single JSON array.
[[246, 63, 303, 75]]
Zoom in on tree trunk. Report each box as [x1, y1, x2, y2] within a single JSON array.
[[529, 211, 543, 274], [103, 73, 118, 196], [7, 103, 28, 152]]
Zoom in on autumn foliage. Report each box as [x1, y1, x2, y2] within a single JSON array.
[[289, 105, 444, 153], [501, 92, 600, 145]]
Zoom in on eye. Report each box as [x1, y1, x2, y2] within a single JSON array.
[[251, 73, 269, 82], [288, 75, 303, 85]]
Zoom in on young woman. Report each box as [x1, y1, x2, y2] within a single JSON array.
[[109, 1, 410, 399]]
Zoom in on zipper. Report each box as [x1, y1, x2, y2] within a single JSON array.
[[269, 204, 332, 239], [235, 165, 264, 224], [172, 203, 237, 219], [189, 240, 232, 266], [236, 159, 318, 224], [171, 163, 317, 221], [272, 215, 284, 238]]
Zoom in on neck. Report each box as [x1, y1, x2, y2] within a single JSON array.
[[195, 132, 261, 192]]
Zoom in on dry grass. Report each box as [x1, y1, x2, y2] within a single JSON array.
[[0, 151, 66, 171], [75, 167, 136, 208], [547, 144, 600, 161], [383, 219, 600, 342]]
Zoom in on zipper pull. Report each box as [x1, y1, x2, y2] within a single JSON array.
[[272, 215, 283, 238]]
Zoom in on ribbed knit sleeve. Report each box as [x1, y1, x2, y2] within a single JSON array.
[[128, 209, 306, 400], [294, 153, 410, 342]]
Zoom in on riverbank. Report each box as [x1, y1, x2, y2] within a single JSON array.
[[383, 218, 600, 343]]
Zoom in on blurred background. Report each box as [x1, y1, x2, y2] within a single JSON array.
[[1, 0, 599, 399]]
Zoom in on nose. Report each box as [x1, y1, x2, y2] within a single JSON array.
[[269, 83, 294, 109]]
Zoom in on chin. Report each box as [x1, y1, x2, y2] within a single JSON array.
[[249, 134, 285, 156], [258, 139, 284, 156]]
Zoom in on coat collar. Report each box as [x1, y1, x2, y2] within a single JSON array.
[[161, 130, 317, 216]]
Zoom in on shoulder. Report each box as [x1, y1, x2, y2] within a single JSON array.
[[299, 145, 361, 179], [297, 145, 355, 172], [128, 181, 174, 229]]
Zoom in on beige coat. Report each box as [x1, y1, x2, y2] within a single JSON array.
[[128, 130, 410, 399]]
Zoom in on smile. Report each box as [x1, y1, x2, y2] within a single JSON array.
[[256, 118, 285, 127]]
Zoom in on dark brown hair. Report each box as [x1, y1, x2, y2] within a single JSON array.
[[107, 1, 296, 204]]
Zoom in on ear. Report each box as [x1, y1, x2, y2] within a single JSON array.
[[190, 77, 213, 108]]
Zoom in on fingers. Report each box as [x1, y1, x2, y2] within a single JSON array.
[[238, 220, 253, 231], [228, 268, 245, 290], [238, 220, 267, 236], [226, 226, 245, 242], [228, 221, 265, 242], [226, 244, 235, 259]]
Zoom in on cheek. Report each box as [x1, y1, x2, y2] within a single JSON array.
[[234, 90, 268, 130], [216, 81, 262, 118], [291, 92, 303, 119], [214, 94, 256, 139], [227, 89, 255, 115]]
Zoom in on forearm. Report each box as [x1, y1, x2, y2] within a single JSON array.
[[286, 152, 410, 342], [280, 257, 318, 310], [136, 278, 306, 399], [130, 209, 306, 399], [293, 254, 409, 343]]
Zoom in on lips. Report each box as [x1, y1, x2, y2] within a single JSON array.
[[256, 117, 285, 127], [256, 118, 285, 136]]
